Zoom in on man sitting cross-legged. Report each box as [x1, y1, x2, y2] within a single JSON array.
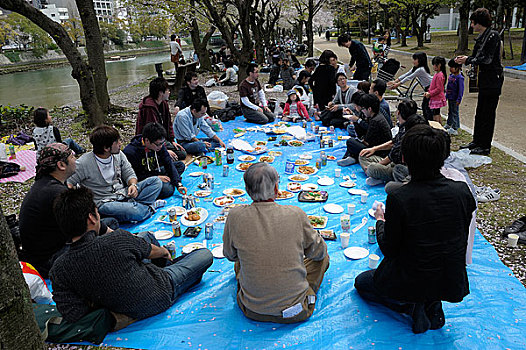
[[223, 162, 329, 323], [124, 122, 187, 199], [50, 186, 213, 324], [354, 125, 476, 334], [67, 125, 164, 223]]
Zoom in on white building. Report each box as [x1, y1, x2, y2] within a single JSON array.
[[40, 4, 69, 23], [94, 0, 115, 23], [428, 6, 523, 32]]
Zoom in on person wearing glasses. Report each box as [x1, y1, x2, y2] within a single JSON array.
[[124, 122, 187, 199]]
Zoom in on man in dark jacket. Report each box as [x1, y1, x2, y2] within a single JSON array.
[[124, 123, 187, 199], [337, 34, 372, 81], [136, 77, 187, 161], [175, 71, 210, 115], [455, 8, 504, 156], [354, 125, 476, 334]]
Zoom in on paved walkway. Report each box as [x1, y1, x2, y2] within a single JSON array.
[[314, 37, 526, 160]]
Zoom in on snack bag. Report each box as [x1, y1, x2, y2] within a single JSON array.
[[20, 261, 53, 304]]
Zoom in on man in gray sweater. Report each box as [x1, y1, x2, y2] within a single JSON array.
[[223, 162, 329, 323], [67, 125, 164, 223]]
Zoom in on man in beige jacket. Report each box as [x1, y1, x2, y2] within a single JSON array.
[[223, 162, 329, 323]]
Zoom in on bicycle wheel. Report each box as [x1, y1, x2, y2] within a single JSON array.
[[409, 82, 426, 109]]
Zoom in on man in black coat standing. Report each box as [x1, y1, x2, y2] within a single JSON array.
[[354, 125, 476, 334], [337, 34, 372, 81]]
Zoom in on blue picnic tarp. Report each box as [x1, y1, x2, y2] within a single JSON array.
[[506, 63, 526, 71], [69, 117, 526, 349]]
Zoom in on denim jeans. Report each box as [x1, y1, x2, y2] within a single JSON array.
[[136, 231, 213, 301], [447, 100, 460, 130], [63, 138, 85, 155], [98, 177, 162, 223], [180, 138, 220, 155], [159, 181, 175, 199]]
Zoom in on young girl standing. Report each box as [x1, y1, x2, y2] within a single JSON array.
[[425, 56, 447, 124], [388, 52, 432, 120], [282, 90, 310, 122]]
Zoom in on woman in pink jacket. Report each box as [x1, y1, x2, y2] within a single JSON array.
[[424, 56, 447, 124], [282, 90, 311, 122]]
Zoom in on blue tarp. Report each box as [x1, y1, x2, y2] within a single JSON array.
[[72, 117, 526, 349], [507, 63, 526, 71]]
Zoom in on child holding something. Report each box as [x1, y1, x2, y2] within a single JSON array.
[[282, 90, 310, 122], [445, 59, 464, 135], [32, 107, 85, 155], [424, 56, 447, 124]]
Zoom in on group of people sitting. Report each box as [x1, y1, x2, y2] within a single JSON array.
[[16, 45, 476, 335]]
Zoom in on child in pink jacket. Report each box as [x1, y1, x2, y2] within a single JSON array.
[[282, 90, 310, 122], [424, 56, 447, 124]]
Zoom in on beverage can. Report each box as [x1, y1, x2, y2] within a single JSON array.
[[314, 125, 319, 134], [315, 158, 322, 169], [8, 144, 16, 160], [188, 195, 196, 208], [340, 215, 351, 233], [320, 152, 327, 166], [302, 120, 307, 128], [215, 149, 222, 166], [172, 221, 181, 237], [166, 241, 177, 259], [205, 223, 214, 240], [182, 195, 188, 209], [320, 138, 325, 148], [168, 207, 177, 222], [223, 164, 229, 177], [368, 226, 377, 244], [328, 139, 334, 147], [207, 174, 215, 189], [284, 157, 295, 174], [200, 157, 208, 169], [330, 125, 335, 133]]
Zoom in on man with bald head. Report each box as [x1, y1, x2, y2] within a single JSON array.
[[223, 162, 329, 323]]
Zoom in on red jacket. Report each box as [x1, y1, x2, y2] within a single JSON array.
[[136, 96, 175, 142], [283, 101, 309, 120]]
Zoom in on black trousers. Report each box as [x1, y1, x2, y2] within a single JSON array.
[[321, 109, 347, 129], [354, 270, 409, 314], [344, 138, 366, 159], [353, 67, 371, 81], [472, 91, 500, 150]]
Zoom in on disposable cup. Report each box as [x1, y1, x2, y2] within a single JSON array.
[[334, 168, 341, 177], [368, 254, 380, 269], [508, 234, 519, 247], [348, 203, 356, 215], [361, 192, 369, 203], [340, 232, 350, 249]]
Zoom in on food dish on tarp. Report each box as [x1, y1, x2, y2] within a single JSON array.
[[213, 195, 235, 207], [299, 153, 313, 160], [238, 155, 256, 162], [319, 229, 336, 240], [154, 230, 173, 240], [327, 155, 337, 161], [180, 208, 208, 227], [233, 128, 246, 134], [297, 166, 317, 175], [323, 203, 344, 214], [344, 247, 369, 260], [213, 215, 227, 223], [301, 183, 318, 191], [308, 215, 328, 229], [287, 182, 302, 192], [242, 146, 267, 155], [223, 188, 246, 197], [340, 181, 356, 188], [254, 140, 268, 146], [236, 162, 254, 172], [276, 190, 294, 200], [194, 190, 212, 197], [298, 190, 329, 202], [182, 242, 205, 254], [259, 155, 275, 163], [288, 140, 304, 147], [189, 171, 204, 177], [221, 203, 247, 213], [268, 151, 282, 157], [348, 188, 367, 195], [317, 177, 335, 186], [288, 174, 309, 182], [295, 159, 309, 165]]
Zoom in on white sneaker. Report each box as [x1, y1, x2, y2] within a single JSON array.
[[477, 188, 500, 203], [447, 128, 458, 135], [152, 199, 167, 209], [366, 177, 383, 186], [337, 157, 356, 167]]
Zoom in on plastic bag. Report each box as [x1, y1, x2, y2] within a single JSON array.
[[20, 262, 53, 304], [204, 78, 217, 87], [449, 149, 492, 169], [207, 91, 228, 109], [205, 116, 223, 132]]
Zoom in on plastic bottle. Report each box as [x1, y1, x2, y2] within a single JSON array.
[[226, 143, 234, 164], [0, 143, 7, 161], [284, 156, 295, 174]]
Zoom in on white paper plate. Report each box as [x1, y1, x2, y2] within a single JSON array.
[[194, 190, 212, 197], [189, 172, 204, 177], [182, 242, 205, 254], [348, 188, 367, 195], [323, 203, 344, 214], [238, 155, 256, 162], [212, 244, 225, 259], [339, 181, 356, 188], [287, 182, 303, 192], [172, 206, 187, 216], [180, 208, 208, 227], [213, 196, 235, 207], [317, 177, 335, 186], [223, 188, 246, 197], [301, 183, 318, 191], [154, 230, 173, 240], [299, 153, 313, 160], [368, 208, 376, 218], [288, 174, 309, 182], [344, 247, 369, 260]]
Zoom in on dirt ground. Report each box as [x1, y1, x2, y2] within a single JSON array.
[[315, 37, 526, 158]]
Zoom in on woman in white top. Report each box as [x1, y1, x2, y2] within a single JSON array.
[[388, 52, 433, 120], [217, 60, 238, 86]]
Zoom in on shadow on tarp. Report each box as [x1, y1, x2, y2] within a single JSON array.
[[71, 117, 526, 349]]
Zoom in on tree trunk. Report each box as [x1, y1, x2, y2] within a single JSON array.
[[76, 0, 110, 115], [0, 206, 45, 349], [297, 21, 304, 44], [457, 0, 470, 54], [521, 24, 526, 63], [189, 20, 214, 71], [3, 0, 105, 126], [401, 14, 409, 47], [306, 15, 314, 57], [496, 0, 504, 31]]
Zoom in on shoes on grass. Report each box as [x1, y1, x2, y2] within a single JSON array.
[[477, 187, 500, 203], [470, 147, 491, 156], [460, 142, 477, 150], [504, 216, 526, 235], [337, 157, 356, 167], [366, 177, 383, 186], [447, 128, 458, 135]]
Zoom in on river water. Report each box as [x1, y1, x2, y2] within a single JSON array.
[[0, 52, 176, 108]]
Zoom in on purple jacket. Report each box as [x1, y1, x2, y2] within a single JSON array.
[[446, 73, 465, 104]]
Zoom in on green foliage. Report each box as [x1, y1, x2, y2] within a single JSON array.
[[3, 51, 21, 63], [0, 104, 35, 131], [5, 13, 52, 57], [139, 40, 166, 48]]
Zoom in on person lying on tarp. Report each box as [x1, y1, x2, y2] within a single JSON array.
[[50, 186, 213, 325], [223, 162, 329, 323], [354, 124, 476, 334]]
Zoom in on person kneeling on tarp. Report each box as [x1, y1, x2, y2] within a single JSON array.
[[354, 125, 476, 333], [223, 162, 329, 323], [50, 187, 213, 326]]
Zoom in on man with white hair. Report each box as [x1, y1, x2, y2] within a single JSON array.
[[223, 163, 329, 323]]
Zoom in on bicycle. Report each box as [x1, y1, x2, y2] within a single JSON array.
[[384, 77, 426, 109]]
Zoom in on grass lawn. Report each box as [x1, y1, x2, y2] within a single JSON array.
[[388, 29, 525, 67]]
